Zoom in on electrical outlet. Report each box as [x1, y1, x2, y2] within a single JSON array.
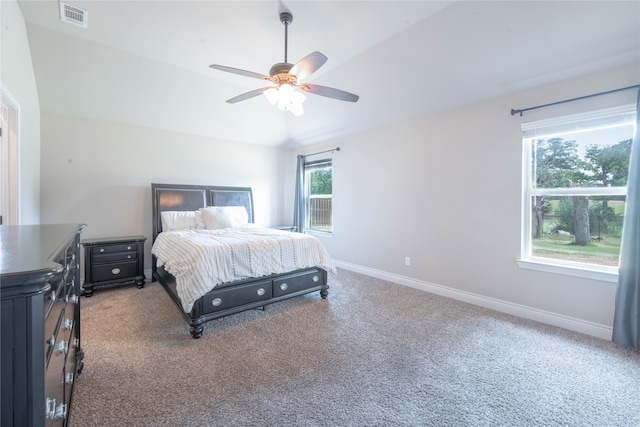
[[405, 257, 411, 266]]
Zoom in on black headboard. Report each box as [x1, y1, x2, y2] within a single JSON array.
[[151, 183, 254, 244]]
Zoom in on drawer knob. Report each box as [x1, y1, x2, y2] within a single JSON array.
[[127, 246, 132, 250], [312, 275, 319, 282], [48, 334, 56, 347], [65, 372, 74, 385], [64, 318, 73, 331], [211, 298, 222, 307], [280, 283, 288, 291], [257, 288, 265, 296], [66, 294, 78, 304], [111, 268, 121, 275], [99, 248, 105, 253], [127, 255, 132, 259]]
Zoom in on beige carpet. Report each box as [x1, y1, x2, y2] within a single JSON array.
[[70, 268, 640, 426]]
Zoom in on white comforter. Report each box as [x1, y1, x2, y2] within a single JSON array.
[[151, 225, 336, 312]]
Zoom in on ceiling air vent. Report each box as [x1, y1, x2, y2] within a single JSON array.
[[59, 1, 88, 28]]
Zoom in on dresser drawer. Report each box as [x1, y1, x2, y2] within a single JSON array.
[[45, 305, 65, 363], [90, 242, 138, 255], [273, 269, 323, 297], [91, 260, 139, 282], [202, 280, 272, 313], [45, 334, 68, 426]]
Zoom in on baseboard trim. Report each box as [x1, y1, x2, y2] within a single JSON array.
[[333, 260, 613, 341]]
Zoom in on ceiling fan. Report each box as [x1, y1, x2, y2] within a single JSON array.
[[209, 11, 359, 116]]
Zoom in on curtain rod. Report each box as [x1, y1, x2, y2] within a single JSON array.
[[298, 146, 340, 158], [511, 84, 640, 117]]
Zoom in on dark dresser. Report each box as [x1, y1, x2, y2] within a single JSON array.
[[82, 235, 146, 296], [0, 223, 85, 427]]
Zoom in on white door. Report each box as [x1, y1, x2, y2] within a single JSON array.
[[0, 88, 19, 225]]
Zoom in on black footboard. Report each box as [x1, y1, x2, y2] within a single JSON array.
[[154, 267, 328, 338]]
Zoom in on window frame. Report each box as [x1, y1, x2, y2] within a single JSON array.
[[304, 158, 333, 236], [518, 105, 635, 282]]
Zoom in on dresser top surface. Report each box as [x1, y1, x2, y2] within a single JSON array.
[[82, 235, 147, 246], [0, 224, 85, 288]]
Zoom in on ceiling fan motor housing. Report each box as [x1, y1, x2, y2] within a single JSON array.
[[269, 62, 294, 78]]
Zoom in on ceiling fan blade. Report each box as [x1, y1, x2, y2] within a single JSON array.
[[209, 64, 270, 81], [226, 87, 270, 104], [300, 84, 359, 102], [289, 51, 328, 81]]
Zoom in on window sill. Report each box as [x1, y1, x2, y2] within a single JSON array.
[[306, 230, 333, 239], [516, 258, 618, 283]]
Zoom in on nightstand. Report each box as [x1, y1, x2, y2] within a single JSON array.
[[82, 235, 147, 296]]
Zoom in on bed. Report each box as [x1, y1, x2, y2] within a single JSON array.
[[151, 183, 335, 338]]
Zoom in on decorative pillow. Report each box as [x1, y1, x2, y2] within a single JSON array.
[[199, 207, 232, 230], [160, 210, 203, 231], [199, 206, 249, 230]]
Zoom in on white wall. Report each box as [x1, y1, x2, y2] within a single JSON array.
[[302, 63, 639, 338], [40, 112, 290, 269], [0, 0, 41, 223]]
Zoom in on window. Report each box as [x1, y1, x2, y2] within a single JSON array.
[[520, 105, 635, 278], [305, 159, 332, 233]]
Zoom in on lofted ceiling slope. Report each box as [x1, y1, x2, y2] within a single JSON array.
[[16, 0, 640, 148]]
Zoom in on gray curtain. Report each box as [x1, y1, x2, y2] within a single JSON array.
[[293, 155, 306, 233], [612, 89, 640, 350]]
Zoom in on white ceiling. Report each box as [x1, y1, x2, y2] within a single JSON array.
[[17, 0, 640, 148]]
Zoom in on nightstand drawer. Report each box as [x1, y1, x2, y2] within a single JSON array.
[[91, 243, 137, 255], [93, 251, 137, 263], [91, 261, 138, 282]]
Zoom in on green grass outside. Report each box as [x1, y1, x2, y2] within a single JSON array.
[[532, 233, 620, 266]]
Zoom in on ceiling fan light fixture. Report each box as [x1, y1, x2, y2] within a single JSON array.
[[269, 84, 306, 115], [264, 87, 279, 105]]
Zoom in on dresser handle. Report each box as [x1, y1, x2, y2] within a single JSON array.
[[111, 268, 121, 275], [55, 340, 68, 355], [46, 398, 56, 420], [211, 298, 222, 307], [66, 294, 78, 304], [64, 318, 73, 331], [48, 335, 56, 347], [65, 372, 74, 385], [280, 283, 288, 291], [50, 291, 56, 302]]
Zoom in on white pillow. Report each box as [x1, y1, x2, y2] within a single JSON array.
[[160, 210, 203, 231], [199, 206, 249, 230], [224, 206, 249, 227]]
